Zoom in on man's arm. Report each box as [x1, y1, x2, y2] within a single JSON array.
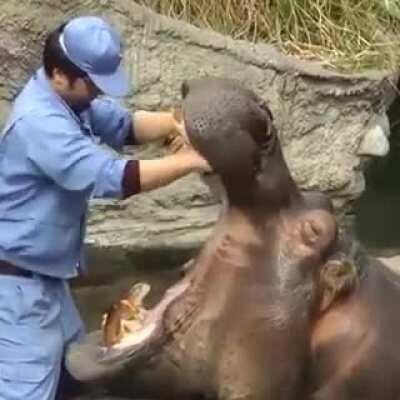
[[24, 112, 127, 197], [139, 148, 210, 191], [122, 147, 211, 197], [90, 99, 186, 148], [132, 110, 182, 144], [23, 111, 211, 200]]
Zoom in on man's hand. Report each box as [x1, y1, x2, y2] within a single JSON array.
[[134, 110, 187, 144], [165, 108, 211, 173], [165, 132, 188, 154], [164, 107, 190, 154], [180, 147, 212, 174]]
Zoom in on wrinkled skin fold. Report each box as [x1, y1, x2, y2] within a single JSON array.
[[67, 79, 400, 400]]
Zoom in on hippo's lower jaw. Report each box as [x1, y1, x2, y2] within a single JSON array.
[[66, 279, 191, 381], [98, 279, 191, 365]]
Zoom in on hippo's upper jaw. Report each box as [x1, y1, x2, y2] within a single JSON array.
[[181, 78, 300, 211]]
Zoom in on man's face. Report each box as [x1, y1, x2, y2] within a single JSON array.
[[51, 69, 103, 108], [65, 76, 102, 107]]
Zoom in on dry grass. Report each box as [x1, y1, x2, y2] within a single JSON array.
[[136, 0, 400, 72]]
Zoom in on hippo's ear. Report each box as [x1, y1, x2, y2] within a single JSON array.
[[319, 259, 358, 313], [181, 81, 190, 99]]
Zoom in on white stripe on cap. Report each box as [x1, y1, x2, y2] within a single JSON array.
[[59, 33, 69, 57]]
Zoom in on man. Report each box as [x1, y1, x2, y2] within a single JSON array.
[[0, 15, 210, 400]]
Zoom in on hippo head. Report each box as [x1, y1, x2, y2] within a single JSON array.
[[182, 78, 338, 289], [181, 78, 300, 211]]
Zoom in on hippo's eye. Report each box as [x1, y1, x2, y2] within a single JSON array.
[[258, 126, 276, 154], [249, 107, 277, 151], [262, 126, 275, 148]]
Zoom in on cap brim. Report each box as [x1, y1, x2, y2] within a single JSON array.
[[89, 63, 131, 97]]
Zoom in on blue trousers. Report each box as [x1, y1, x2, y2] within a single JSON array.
[[0, 274, 84, 400]]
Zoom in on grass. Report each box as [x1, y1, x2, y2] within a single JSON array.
[[136, 0, 400, 72]]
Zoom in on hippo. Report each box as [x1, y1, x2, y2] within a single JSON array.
[[66, 78, 339, 399]]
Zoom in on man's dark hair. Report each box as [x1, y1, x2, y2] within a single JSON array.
[[43, 22, 87, 82]]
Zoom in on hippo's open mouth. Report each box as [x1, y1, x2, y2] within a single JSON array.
[[98, 322, 158, 364], [97, 280, 190, 364]]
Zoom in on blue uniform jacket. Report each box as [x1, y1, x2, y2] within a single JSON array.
[[0, 68, 133, 278]]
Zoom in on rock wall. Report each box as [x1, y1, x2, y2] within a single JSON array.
[[0, 0, 398, 256]]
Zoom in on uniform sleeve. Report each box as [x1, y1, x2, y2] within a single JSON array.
[[23, 112, 128, 198], [89, 97, 135, 150]]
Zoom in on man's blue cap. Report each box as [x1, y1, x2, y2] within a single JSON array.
[[59, 16, 131, 97]]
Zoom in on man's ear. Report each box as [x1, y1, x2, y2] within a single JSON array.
[[319, 258, 358, 313]]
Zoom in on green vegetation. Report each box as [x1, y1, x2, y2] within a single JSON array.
[[137, 0, 400, 71]]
